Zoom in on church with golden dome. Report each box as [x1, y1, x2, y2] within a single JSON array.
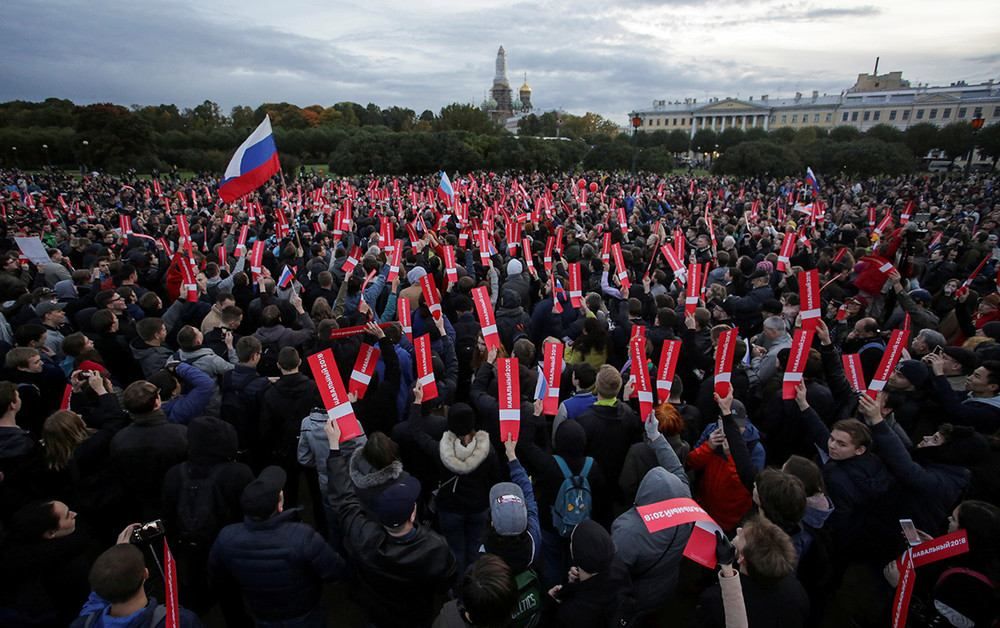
[[481, 46, 533, 126]]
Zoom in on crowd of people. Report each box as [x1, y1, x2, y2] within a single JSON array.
[[0, 166, 998, 628]]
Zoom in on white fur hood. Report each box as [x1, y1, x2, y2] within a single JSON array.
[[439, 430, 491, 474]]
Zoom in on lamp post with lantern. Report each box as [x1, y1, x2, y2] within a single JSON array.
[[965, 114, 985, 175], [630, 113, 642, 175]]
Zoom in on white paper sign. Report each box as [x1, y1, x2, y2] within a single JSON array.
[[14, 237, 52, 266]]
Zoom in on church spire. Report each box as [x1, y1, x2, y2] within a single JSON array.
[[494, 46, 508, 84]]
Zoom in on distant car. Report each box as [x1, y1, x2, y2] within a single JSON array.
[[925, 160, 952, 173]]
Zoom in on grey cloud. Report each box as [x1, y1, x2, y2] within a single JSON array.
[[804, 5, 881, 18]]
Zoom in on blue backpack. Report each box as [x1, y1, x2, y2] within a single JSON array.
[[551, 455, 594, 537]]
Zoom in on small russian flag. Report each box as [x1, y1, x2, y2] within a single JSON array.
[[438, 171, 455, 205], [805, 167, 820, 195], [534, 365, 547, 401], [277, 265, 296, 289]]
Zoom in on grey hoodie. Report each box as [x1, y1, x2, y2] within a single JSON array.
[[130, 338, 173, 379], [298, 410, 368, 500], [175, 347, 236, 378], [611, 435, 692, 615]]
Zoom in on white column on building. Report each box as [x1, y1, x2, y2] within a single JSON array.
[[690, 116, 697, 139], [721, 116, 727, 132], [763, 114, 769, 131], [740, 115, 746, 130]]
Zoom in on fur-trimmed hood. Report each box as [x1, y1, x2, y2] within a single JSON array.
[[349, 446, 403, 490], [439, 430, 490, 474]]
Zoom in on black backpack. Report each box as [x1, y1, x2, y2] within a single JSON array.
[[175, 462, 227, 546]]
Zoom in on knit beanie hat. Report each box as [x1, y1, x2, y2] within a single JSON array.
[[570, 520, 615, 574]]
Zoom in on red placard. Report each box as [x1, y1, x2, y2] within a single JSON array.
[[567, 262, 583, 308], [306, 348, 363, 442], [342, 245, 361, 276], [348, 343, 381, 398], [542, 342, 563, 415], [612, 242, 630, 293], [682, 520, 725, 569], [543, 235, 555, 273], [630, 332, 653, 419], [685, 263, 701, 316], [867, 329, 908, 398], [636, 497, 715, 534], [777, 230, 795, 272], [714, 328, 738, 398], [521, 238, 536, 275], [386, 240, 403, 283], [414, 334, 439, 402], [660, 244, 686, 283], [443, 245, 458, 286], [234, 225, 249, 257], [419, 273, 442, 320], [249, 239, 265, 277], [398, 296, 413, 342], [911, 529, 970, 567], [842, 353, 864, 392], [657, 339, 682, 403], [497, 357, 520, 441], [798, 269, 821, 330], [164, 539, 179, 628], [472, 286, 501, 351], [782, 328, 815, 399], [601, 232, 612, 263], [891, 550, 916, 628]]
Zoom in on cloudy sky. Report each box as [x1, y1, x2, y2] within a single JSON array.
[[2, 0, 998, 125]]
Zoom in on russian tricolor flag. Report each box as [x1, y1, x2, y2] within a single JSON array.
[[278, 265, 296, 289], [219, 115, 280, 203], [805, 167, 820, 195], [438, 171, 454, 205]]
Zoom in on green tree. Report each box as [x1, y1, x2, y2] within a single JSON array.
[[744, 127, 768, 141], [937, 122, 975, 164], [904, 123, 939, 159], [691, 129, 718, 154], [436, 103, 500, 135], [768, 127, 796, 144], [713, 141, 802, 176], [184, 100, 226, 130], [229, 105, 256, 130], [74, 103, 153, 170], [637, 146, 675, 173], [829, 126, 862, 142], [830, 139, 914, 176], [665, 130, 690, 155], [866, 124, 903, 144], [717, 127, 746, 151], [582, 142, 633, 171], [975, 123, 1000, 169]]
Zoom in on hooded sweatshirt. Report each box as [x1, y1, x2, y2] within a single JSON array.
[[130, 337, 173, 379], [612, 436, 692, 615]]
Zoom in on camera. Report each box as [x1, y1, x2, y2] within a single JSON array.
[[129, 519, 166, 545]]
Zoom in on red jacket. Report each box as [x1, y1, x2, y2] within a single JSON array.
[[686, 440, 752, 532]]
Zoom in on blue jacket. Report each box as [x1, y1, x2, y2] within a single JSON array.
[[162, 363, 215, 425], [208, 509, 345, 621], [72, 593, 202, 627]]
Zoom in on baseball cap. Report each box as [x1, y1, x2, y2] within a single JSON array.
[[36, 301, 66, 316], [240, 466, 286, 520], [489, 482, 527, 536], [369, 473, 422, 528]]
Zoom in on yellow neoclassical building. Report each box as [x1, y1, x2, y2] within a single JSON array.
[[629, 71, 1000, 137]]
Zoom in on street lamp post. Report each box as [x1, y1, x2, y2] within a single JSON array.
[[41, 144, 49, 168], [630, 113, 642, 175], [965, 115, 985, 176], [10, 146, 17, 168], [81, 140, 89, 174]]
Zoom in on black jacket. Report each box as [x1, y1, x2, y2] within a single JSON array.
[[695, 572, 809, 628], [576, 400, 644, 507], [209, 509, 344, 621], [326, 447, 456, 628], [260, 372, 320, 460]]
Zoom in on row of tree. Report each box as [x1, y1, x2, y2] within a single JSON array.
[[0, 97, 997, 176]]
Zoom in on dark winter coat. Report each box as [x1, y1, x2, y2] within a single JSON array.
[[208, 509, 344, 622]]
